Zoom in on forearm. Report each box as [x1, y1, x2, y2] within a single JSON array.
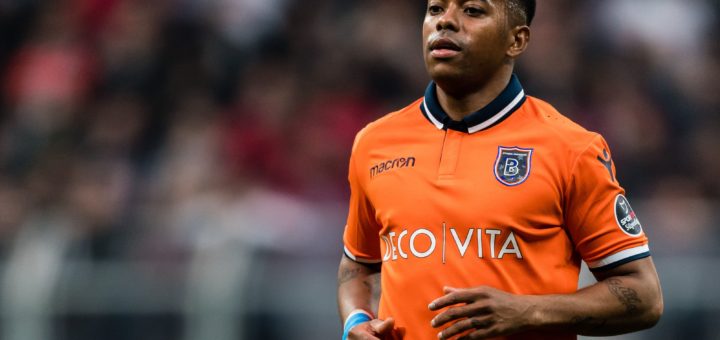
[[337, 255, 381, 322], [530, 258, 663, 335]]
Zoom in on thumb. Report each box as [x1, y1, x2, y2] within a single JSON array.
[[371, 317, 395, 334]]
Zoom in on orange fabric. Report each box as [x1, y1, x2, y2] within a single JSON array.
[[342, 96, 649, 340]]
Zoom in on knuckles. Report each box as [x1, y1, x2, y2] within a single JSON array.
[[348, 324, 370, 336]]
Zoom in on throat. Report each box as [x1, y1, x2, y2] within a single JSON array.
[[434, 71, 513, 121], [436, 86, 498, 121]]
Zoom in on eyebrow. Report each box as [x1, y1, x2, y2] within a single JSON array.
[[432, 0, 492, 6], [461, 0, 492, 6]]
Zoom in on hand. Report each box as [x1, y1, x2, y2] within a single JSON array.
[[347, 317, 396, 340], [428, 286, 536, 340]]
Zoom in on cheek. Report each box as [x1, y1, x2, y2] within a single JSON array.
[[467, 32, 506, 58], [421, 22, 434, 47]]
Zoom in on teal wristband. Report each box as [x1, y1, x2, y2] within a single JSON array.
[[342, 311, 372, 340]]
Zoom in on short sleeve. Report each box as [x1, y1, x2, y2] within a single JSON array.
[[564, 136, 650, 271], [342, 139, 383, 264]]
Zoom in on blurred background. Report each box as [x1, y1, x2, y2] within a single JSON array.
[[0, 0, 718, 339]]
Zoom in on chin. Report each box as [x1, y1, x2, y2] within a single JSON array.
[[427, 65, 467, 84]]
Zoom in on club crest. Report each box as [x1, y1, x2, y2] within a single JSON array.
[[494, 146, 533, 186]]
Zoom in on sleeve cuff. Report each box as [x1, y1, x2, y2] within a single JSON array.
[[344, 246, 382, 264], [587, 245, 651, 271]]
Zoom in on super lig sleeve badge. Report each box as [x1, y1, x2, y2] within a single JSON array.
[[614, 194, 643, 237], [494, 146, 533, 186]]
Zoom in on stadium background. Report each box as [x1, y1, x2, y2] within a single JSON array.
[[0, 0, 718, 339]]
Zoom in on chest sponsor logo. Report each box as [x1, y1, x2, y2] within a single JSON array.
[[380, 224, 523, 263], [494, 146, 533, 186], [370, 156, 415, 178], [614, 194, 642, 237]]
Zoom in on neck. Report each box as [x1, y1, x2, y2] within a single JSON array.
[[435, 68, 513, 121]]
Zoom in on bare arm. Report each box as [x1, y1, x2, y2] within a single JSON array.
[[337, 255, 381, 321], [429, 257, 663, 339], [337, 256, 396, 339], [531, 256, 663, 335]]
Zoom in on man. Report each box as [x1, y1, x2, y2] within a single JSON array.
[[337, 1, 663, 339]]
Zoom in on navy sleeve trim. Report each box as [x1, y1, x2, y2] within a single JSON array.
[[590, 251, 651, 272]]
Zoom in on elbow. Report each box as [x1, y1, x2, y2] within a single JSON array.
[[642, 259, 664, 329], [647, 295, 664, 327], [639, 291, 664, 329]]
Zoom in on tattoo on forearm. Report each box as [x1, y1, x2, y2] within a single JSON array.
[[338, 267, 363, 285], [606, 278, 642, 314], [362, 278, 372, 293]]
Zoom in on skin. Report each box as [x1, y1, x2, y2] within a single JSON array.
[[337, 257, 397, 340], [423, 0, 529, 120], [338, 1, 663, 339], [428, 257, 663, 339]]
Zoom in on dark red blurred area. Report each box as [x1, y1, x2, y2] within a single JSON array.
[[0, 1, 718, 339]]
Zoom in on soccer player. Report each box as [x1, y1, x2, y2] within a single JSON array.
[[337, 1, 663, 339]]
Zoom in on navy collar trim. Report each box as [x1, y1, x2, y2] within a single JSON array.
[[420, 74, 526, 133]]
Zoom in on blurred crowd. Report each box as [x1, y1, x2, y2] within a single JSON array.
[[0, 0, 718, 339]]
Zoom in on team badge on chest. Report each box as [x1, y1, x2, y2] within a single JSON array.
[[494, 146, 533, 186]]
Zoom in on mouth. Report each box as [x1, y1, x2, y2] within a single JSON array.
[[429, 37, 462, 59]]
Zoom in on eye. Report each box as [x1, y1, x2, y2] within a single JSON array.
[[428, 5, 444, 15], [464, 6, 485, 16]]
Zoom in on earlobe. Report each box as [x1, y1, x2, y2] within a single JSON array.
[[507, 26, 530, 58]]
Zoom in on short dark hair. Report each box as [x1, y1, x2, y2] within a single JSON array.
[[507, 0, 536, 26]]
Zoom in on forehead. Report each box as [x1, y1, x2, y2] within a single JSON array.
[[427, 0, 507, 11], [427, 0, 499, 5]]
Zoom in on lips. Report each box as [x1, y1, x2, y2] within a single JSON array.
[[429, 37, 461, 59], [430, 37, 461, 51]]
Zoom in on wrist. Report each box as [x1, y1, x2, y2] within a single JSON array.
[[342, 309, 373, 340], [526, 294, 578, 331], [524, 295, 550, 330]]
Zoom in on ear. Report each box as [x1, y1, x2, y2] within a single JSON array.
[[506, 25, 530, 59]]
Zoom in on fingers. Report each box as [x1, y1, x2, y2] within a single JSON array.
[[371, 317, 395, 334], [431, 303, 490, 328], [438, 316, 494, 340], [347, 318, 395, 340], [429, 286, 489, 311], [443, 286, 459, 294], [347, 322, 381, 340], [457, 328, 502, 340], [348, 333, 381, 340]]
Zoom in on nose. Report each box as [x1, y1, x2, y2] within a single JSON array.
[[436, 6, 459, 32]]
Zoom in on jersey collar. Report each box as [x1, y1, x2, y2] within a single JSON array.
[[420, 74, 526, 133]]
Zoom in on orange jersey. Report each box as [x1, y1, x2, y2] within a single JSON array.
[[342, 75, 650, 340]]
